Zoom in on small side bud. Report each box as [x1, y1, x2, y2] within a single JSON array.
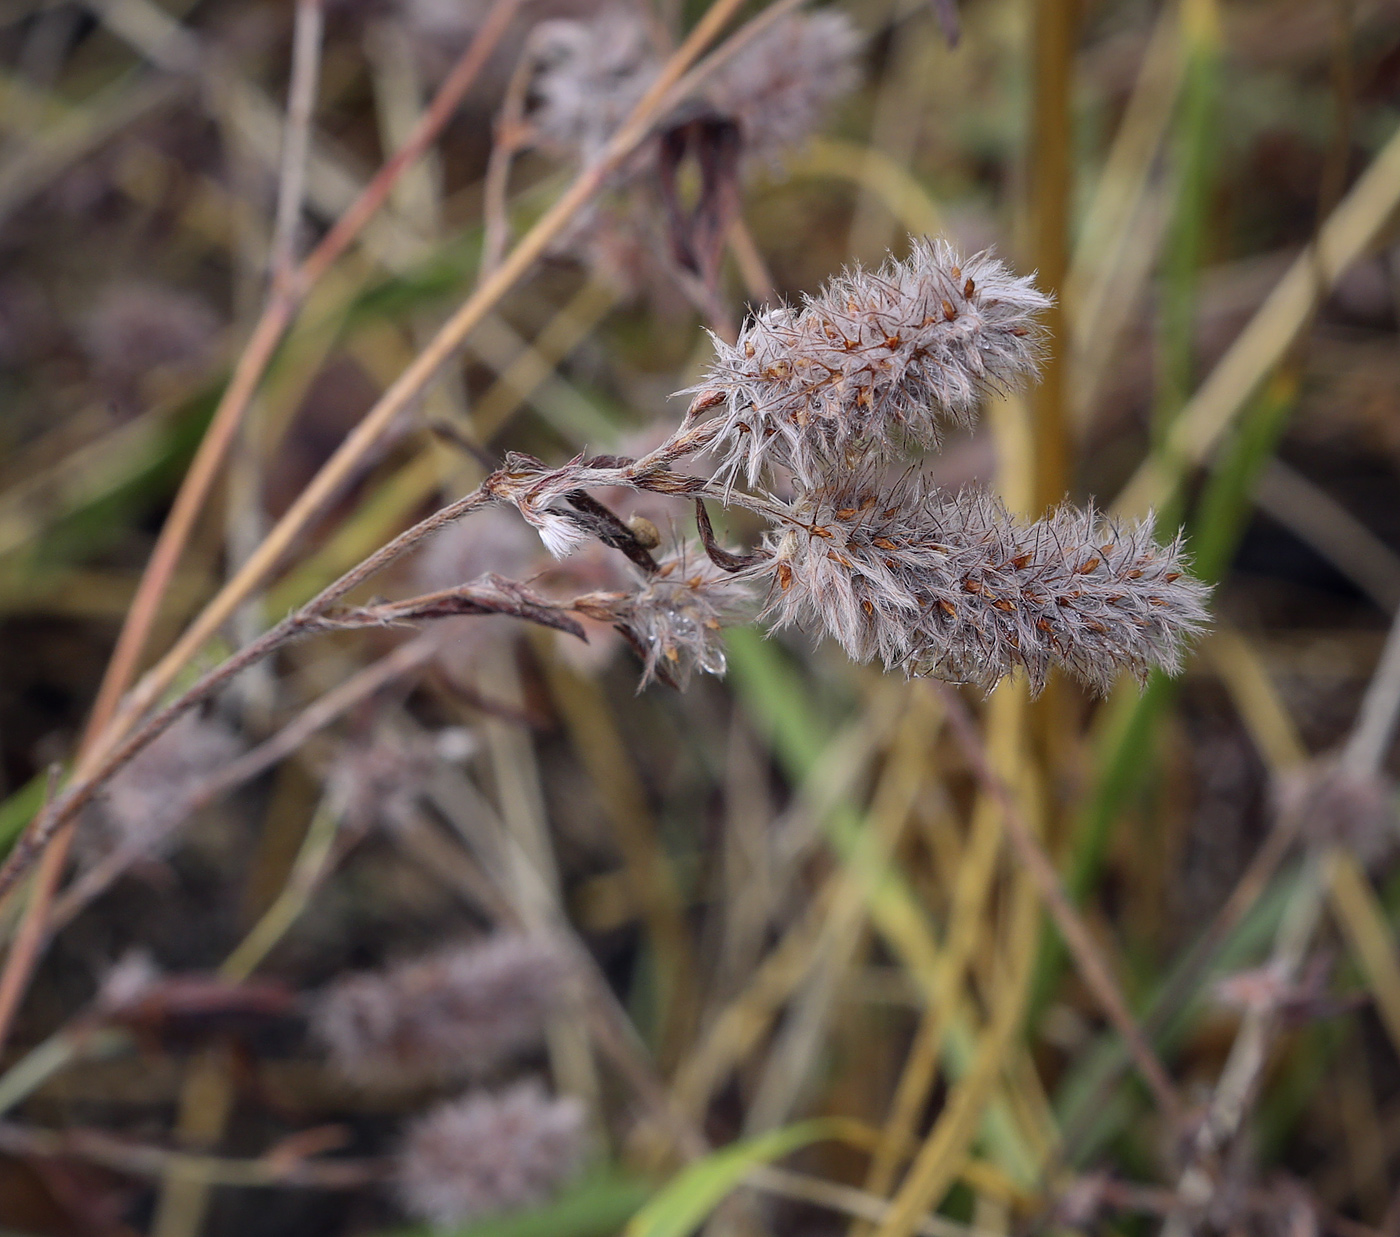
[[626, 514, 661, 548]]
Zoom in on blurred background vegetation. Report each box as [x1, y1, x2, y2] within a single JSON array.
[[3, 0, 1400, 1234]]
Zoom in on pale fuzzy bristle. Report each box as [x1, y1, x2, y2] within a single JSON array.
[[755, 470, 1210, 696], [395, 1081, 587, 1227], [696, 239, 1052, 487], [311, 934, 568, 1086]]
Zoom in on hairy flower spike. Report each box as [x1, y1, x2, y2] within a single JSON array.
[[705, 11, 861, 171], [595, 550, 756, 689], [697, 239, 1052, 485], [396, 1082, 587, 1227], [757, 472, 1210, 695], [312, 935, 567, 1087]]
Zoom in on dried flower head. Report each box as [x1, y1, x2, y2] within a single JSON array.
[[325, 731, 439, 832], [528, 9, 659, 165], [757, 472, 1210, 695], [86, 712, 242, 861], [704, 11, 861, 171], [592, 550, 756, 688], [81, 282, 218, 406], [395, 1081, 587, 1228], [697, 240, 1051, 486], [393, 0, 598, 83], [1278, 758, 1399, 866], [312, 934, 568, 1086]]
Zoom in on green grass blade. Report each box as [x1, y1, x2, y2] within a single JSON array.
[[623, 1120, 842, 1237], [378, 1171, 652, 1237]]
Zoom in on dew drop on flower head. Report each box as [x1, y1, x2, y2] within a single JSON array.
[[696, 239, 1052, 487], [598, 549, 757, 689], [394, 1081, 587, 1229]]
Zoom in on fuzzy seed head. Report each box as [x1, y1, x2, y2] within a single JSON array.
[[326, 732, 438, 833], [705, 11, 861, 171], [395, 1081, 587, 1228], [88, 713, 242, 859], [312, 935, 568, 1087], [81, 282, 218, 406], [697, 239, 1051, 486], [528, 9, 659, 165], [756, 472, 1210, 695], [1278, 759, 1399, 867]]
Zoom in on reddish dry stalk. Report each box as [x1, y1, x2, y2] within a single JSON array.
[[0, 1121, 387, 1189], [935, 685, 1183, 1124], [84, 0, 524, 752], [0, 0, 525, 1054]]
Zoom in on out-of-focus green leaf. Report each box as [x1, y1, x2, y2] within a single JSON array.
[[623, 1120, 841, 1237], [0, 770, 47, 857], [5, 388, 217, 573]]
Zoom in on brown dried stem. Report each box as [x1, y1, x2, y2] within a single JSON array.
[[81, 0, 525, 765], [0, 0, 530, 1060], [49, 635, 445, 934], [269, 0, 324, 287], [0, 1121, 386, 1190], [0, 435, 760, 908], [0, 486, 494, 906]]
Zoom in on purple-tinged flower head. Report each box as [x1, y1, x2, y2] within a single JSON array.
[[392, 0, 602, 84], [395, 1081, 587, 1228], [757, 470, 1210, 695], [696, 240, 1051, 487], [528, 9, 659, 165], [87, 712, 242, 860], [326, 731, 438, 833], [704, 11, 861, 172], [1278, 759, 1399, 867], [81, 282, 218, 409], [591, 550, 756, 689], [312, 934, 568, 1087]]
